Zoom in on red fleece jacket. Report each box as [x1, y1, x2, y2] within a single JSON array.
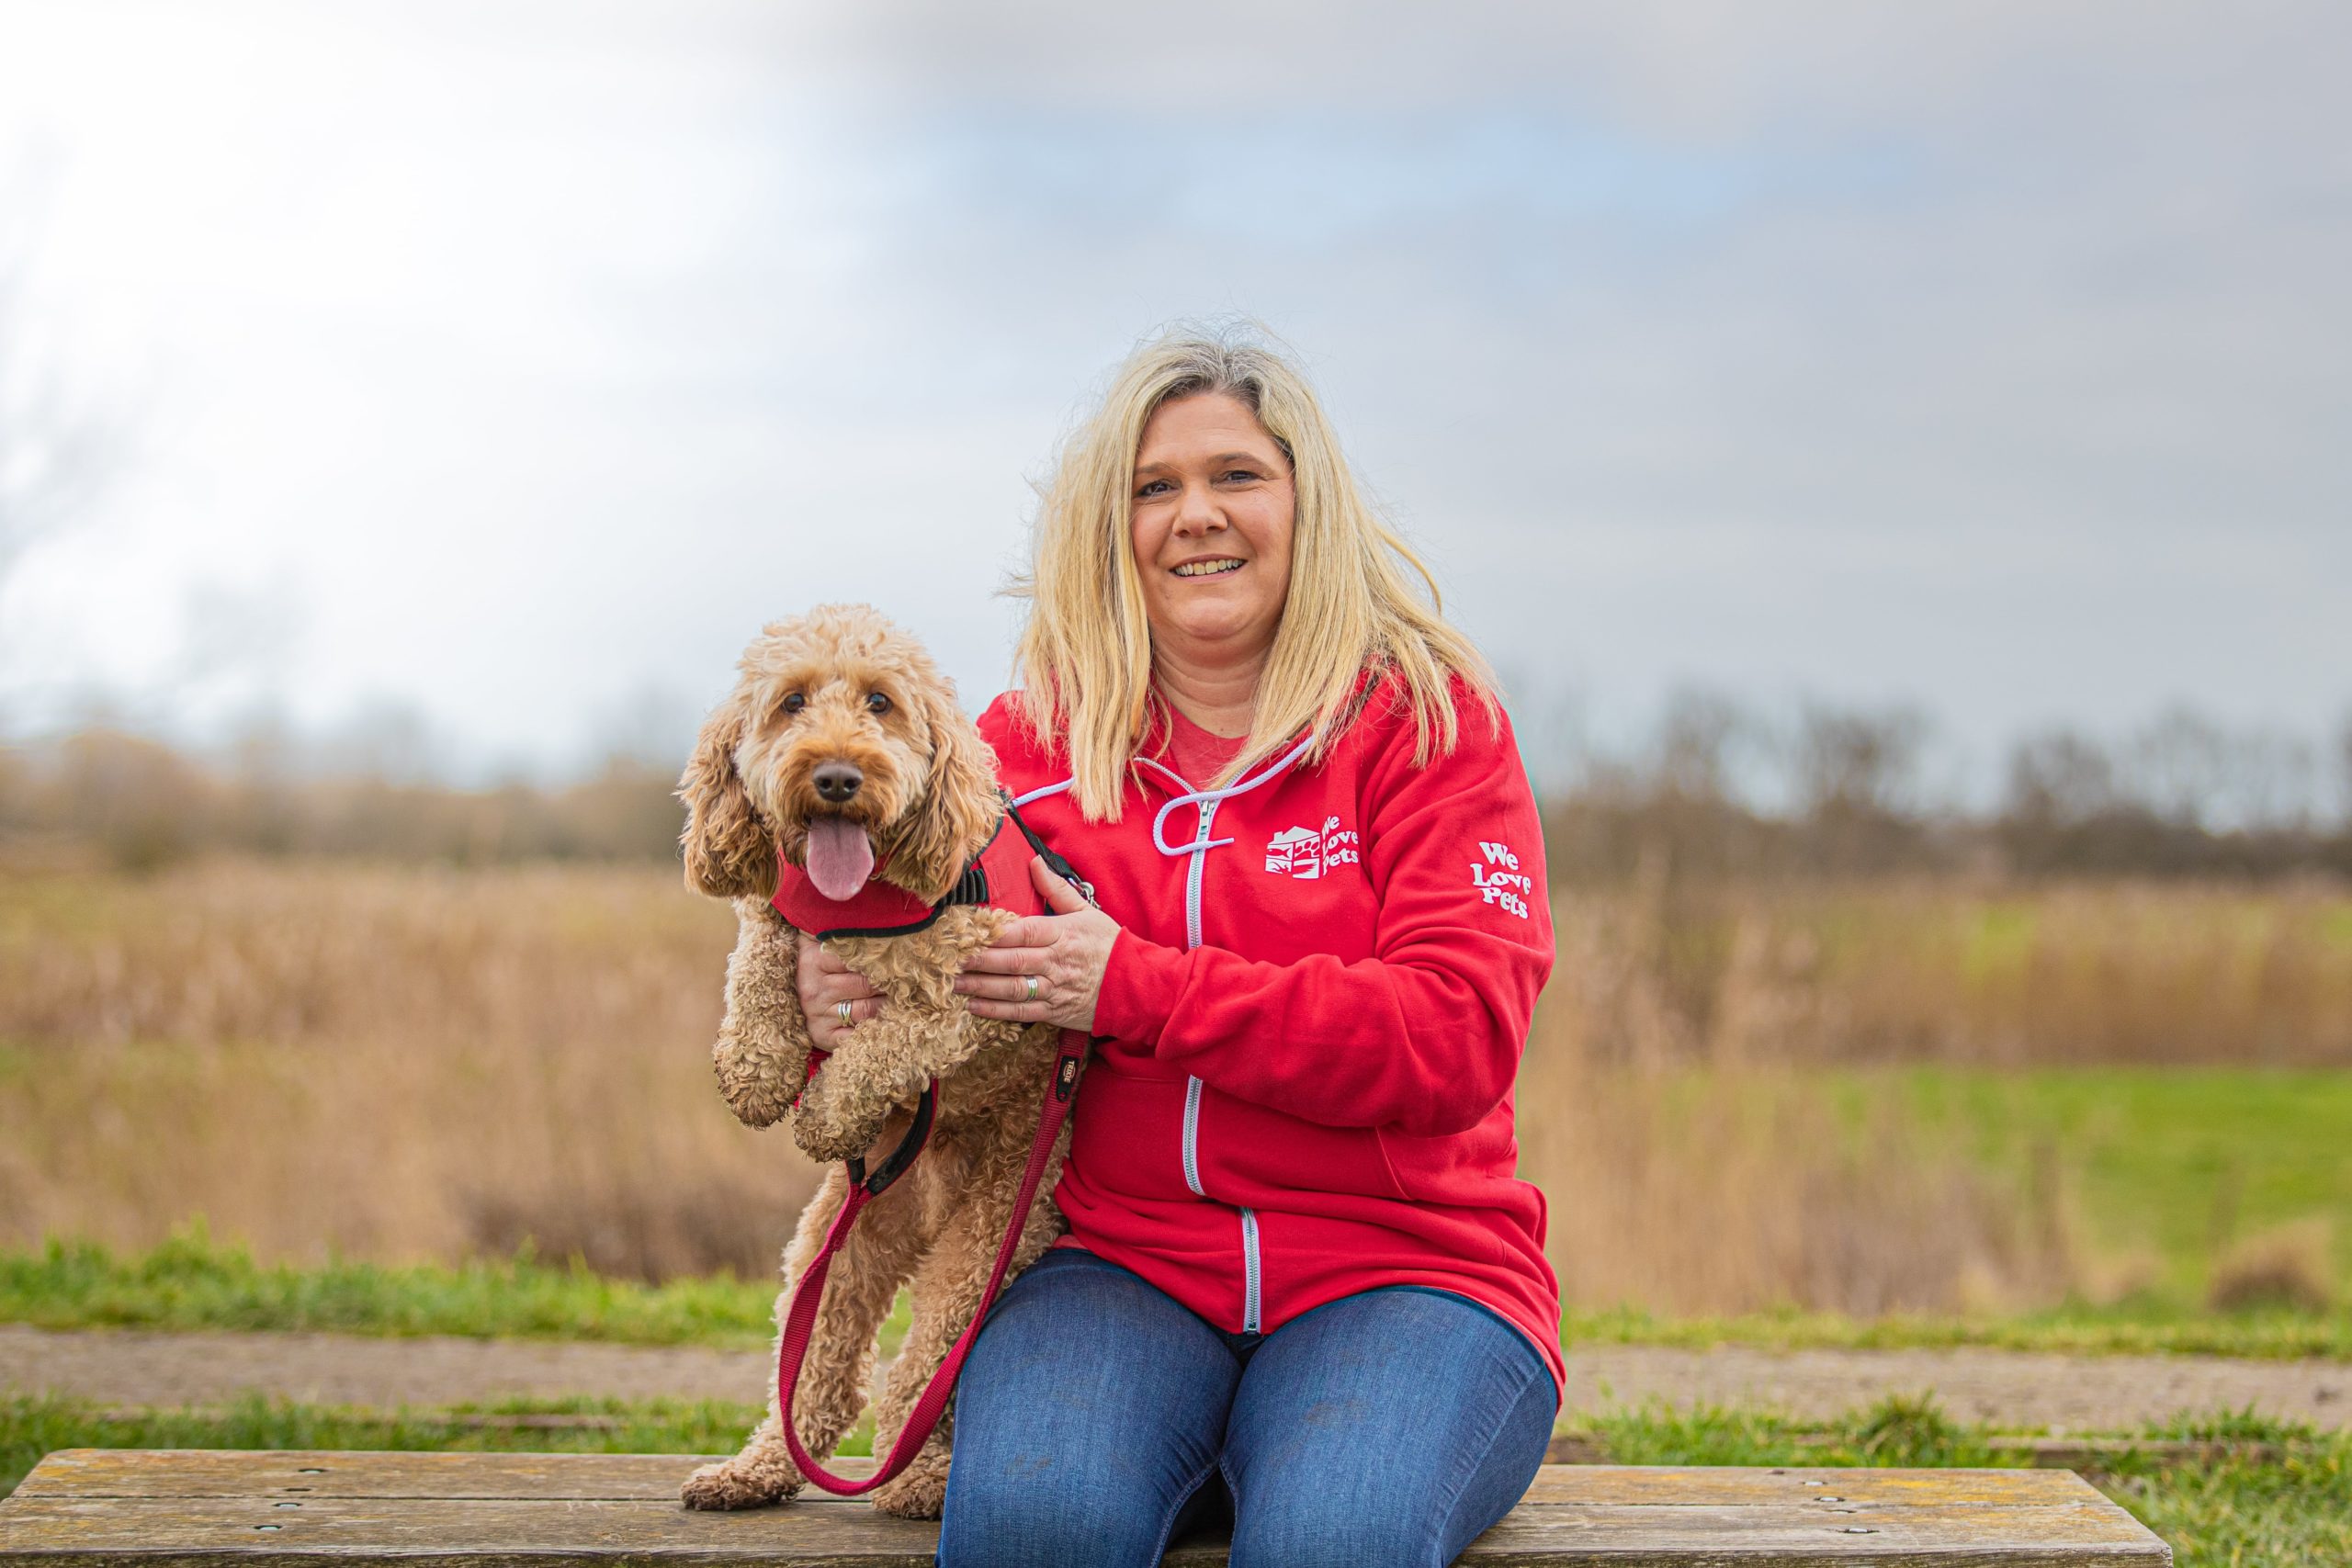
[[978, 674, 1564, 1393]]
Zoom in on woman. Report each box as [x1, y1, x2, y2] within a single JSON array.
[[800, 328, 1561, 1567]]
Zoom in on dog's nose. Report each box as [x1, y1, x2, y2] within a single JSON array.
[[813, 762, 863, 803]]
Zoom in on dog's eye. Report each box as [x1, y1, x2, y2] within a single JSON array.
[[865, 693, 891, 716], [780, 693, 806, 715]]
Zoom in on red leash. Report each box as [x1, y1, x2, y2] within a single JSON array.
[[775, 1033, 1085, 1495]]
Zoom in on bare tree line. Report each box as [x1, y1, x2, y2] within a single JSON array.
[[1544, 691, 2352, 886], [6, 693, 2348, 883]]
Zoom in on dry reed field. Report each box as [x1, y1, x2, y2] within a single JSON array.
[[0, 859, 817, 1281], [4, 856, 2348, 1314]]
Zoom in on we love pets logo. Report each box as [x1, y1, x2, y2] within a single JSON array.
[[1265, 816, 1362, 879], [1471, 840, 1532, 918]]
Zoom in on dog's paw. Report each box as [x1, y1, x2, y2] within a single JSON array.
[[868, 1462, 948, 1519], [680, 1456, 801, 1511], [712, 1030, 797, 1129], [790, 1078, 885, 1163], [792, 1112, 879, 1164]]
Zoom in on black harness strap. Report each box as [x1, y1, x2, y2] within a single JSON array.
[[1001, 790, 1097, 908], [845, 1082, 937, 1198]]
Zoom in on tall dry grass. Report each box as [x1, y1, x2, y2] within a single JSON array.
[[1547, 868, 2352, 1069], [4, 857, 2346, 1308], [0, 859, 820, 1279]]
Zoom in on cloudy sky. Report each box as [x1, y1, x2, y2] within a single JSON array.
[[0, 1, 2344, 791]]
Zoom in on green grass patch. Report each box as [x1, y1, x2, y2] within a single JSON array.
[[1585, 1401, 2347, 1568], [0, 1392, 792, 1499], [1563, 1301, 2352, 1359], [7, 1225, 2345, 1359], [1884, 1066, 2352, 1296], [0, 1222, 784, 1347]]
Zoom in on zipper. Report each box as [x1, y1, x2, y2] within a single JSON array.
[[1157, 771, 1290, 1339], [1239, 1207, 1262, 1332], [1183, 798, 1218, 950], [1179, 797, 1216, 1198], [1181, 1077, 1205, 1197]]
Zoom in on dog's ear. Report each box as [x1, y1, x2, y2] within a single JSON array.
[[678, 694, 777, 899], [888, 691, 1001, 904]]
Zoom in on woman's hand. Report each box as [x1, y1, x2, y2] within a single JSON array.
[[797, 931, 882, 1050], [956, 855, 1120, 1032]]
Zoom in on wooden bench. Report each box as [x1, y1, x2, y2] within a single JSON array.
[[0, 1449, 2172, 1564]]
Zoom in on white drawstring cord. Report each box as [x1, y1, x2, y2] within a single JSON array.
[[1141, 739, 1315, 858], [1009, 734, 1315, 855]]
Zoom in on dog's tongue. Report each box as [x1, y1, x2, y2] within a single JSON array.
[[804, 818, 875, 901]]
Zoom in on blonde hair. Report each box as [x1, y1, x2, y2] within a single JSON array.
[[1011, 322, 1497, 821]]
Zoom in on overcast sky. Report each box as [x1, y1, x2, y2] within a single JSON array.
[[0, 1, 2344, 793]]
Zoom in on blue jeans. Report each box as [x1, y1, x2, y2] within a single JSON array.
[[937, 1248, 1557, 1567]]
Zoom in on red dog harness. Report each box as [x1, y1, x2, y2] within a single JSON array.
[[767, 795, 1091, 1497], [769, 800, 1067, 938]]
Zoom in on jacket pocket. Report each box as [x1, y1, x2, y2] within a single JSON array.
[[1202, 1089, 1408, 1203], [1066, 1062, 1197, 1203], [1374, 1114, 1516, 1206]]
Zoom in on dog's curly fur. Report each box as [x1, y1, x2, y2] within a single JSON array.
[[673, 604, 1073, 1519]]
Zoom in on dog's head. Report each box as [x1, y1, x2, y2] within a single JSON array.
[[678, 604, 1000, 906]]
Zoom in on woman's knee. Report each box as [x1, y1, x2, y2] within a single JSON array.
[[1226, 1375, 1555, 1567], [939, 1461, 1212, 1568], [1226, 1475, 1447, 1568], [1223, 1288, 1558, 1568]]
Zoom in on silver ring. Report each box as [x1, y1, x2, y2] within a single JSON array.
[[1023, 975, 1041, 1003], [834, 1000, 854, 1027]]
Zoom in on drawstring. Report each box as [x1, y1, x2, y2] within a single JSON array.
[[1141, 739, 1315, 857], [1010, 731, 1316, 858]]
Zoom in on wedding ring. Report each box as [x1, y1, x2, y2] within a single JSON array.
[[1023, 975, 1041, 1003], [835, 1000, 854, 1027]]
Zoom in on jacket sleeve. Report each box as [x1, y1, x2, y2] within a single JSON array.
[[1090, 688, 1555, 1137]]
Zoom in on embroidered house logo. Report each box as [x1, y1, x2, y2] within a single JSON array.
[[1472, 840, 1532, 918], [1265, 816, 1362, 879]]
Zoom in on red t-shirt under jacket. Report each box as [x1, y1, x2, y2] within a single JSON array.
[[978, 673, 1565, 1393]]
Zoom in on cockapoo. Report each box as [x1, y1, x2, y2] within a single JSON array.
[[673, 604, 1072, 1519]]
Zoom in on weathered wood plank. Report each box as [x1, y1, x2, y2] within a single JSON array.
[[12, 1451, 842, 1502], [0, 1451, 2173, 1565], [2, 1495, 923, 1565], [17, 1452, 2103, 1508], [1516, 1467, 2104, 1507], [0, 1495, 2172, 1565]]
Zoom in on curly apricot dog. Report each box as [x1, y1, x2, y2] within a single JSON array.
[[673, 604, 1071, 1519]]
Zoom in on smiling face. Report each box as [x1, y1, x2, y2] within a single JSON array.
[[1128, 390, 1297, 671]]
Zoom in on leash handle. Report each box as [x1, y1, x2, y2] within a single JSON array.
[[775, 1037, 1084, 1496]]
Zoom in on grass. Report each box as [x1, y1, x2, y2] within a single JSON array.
[[1560, 1302, 2352, 1360], [2112, 1416, 2352, 1568], [1884, 1066, 2352, 1294], [1582, 1401, 2349, 1568], [0, 1390, 835, 1502], [3, 1391, 2340, 1568], [7, 1229, 2347, 1360], [0, 1224, 781, 1347]]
